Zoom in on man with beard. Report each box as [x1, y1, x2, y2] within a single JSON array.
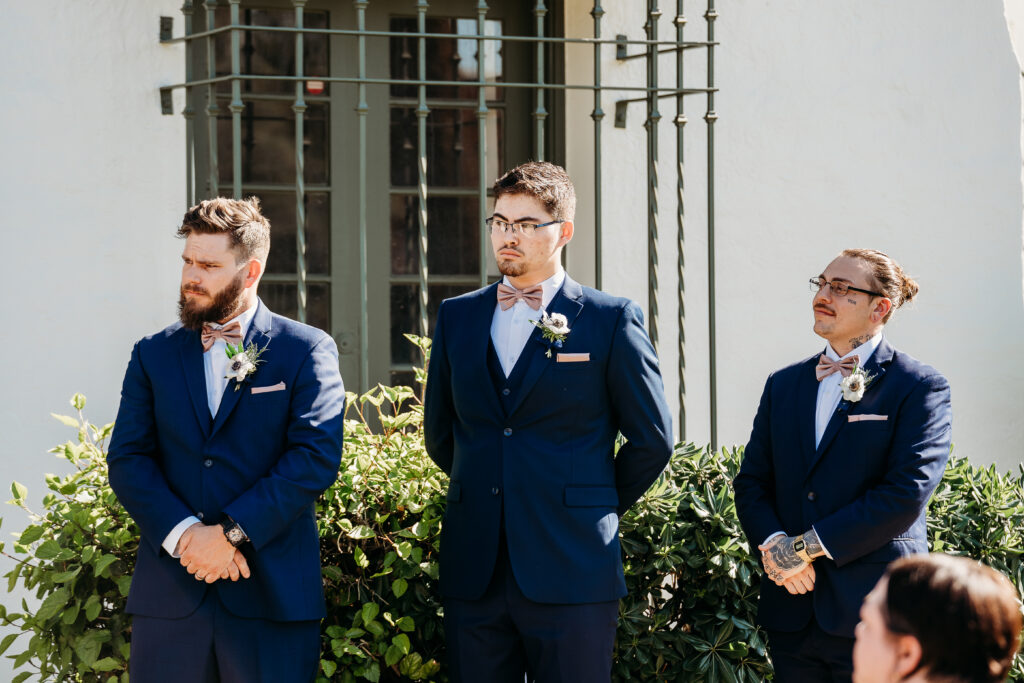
[[424, 162, 674, 682], [107, 197, 345, 682]]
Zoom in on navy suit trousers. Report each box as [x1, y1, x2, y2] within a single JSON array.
[[130, 592, 319, 683]]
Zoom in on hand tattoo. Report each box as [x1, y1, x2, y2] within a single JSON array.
[[803, 529, 825, 559], [767, 536, 805, 572]]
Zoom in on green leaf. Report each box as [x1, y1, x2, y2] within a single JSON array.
[[384, 644, 403, 667], [35, 539, 62, 560], [320, 659, 337, 677], [18, 525, 44, 545], [347, 525, 376, 540], [395, 616, 415, 632], [84, 594, 102, 621], [391, 633, 410, 655], [12, 672, 32, 683], [0, 633, 18, 656], [35, 586, 70, 621], [92, 657, 121, 672], [52, 413, 81, 428], [71, 393, 86, 410], [361, 602, 379, 623], [93, 553, 118, 576], [392, 578, 408, 598], [10, 481, 27, 503]]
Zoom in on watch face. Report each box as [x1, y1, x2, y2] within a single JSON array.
[[794, 540, 805, 552], [227, 527, 244, 544]]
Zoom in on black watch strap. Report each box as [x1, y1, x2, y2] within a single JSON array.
[[220, 518, 249, 548]]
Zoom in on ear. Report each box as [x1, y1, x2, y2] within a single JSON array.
[[870, 297, 892, 323], [244, 259, 263, 289], [893, 634, 923, 678], [558, 220, 574, 247]]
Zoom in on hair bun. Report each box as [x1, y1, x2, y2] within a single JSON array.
[[899, 274, 919, 308]]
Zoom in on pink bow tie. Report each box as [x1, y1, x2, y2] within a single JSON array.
[[201, 321, 243, 352], [497, 283, 543, 311], [815, 354, 860, 381]]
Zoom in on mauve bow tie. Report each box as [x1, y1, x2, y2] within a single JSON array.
[[497, 283, 543, 311], [201, 321, 243, 352], [815, 354, 860, 381]]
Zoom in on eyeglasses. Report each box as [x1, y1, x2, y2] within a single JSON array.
[[486, 217, 563, 238], [809, 277, 885, 298]]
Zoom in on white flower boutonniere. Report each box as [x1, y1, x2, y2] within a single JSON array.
[[531, 312, 571, 358], [225, 341, 267, 389], [840, 367, 875, 403]]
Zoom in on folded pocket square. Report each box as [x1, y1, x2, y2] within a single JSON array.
[[848, 414, 888, 422], [251, 381, 286, 395], [556, 352, 590, 363]]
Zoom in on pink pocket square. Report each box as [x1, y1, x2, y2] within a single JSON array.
[[848, 414, 888, 422], [251, 381, 286, 395], [556, 353, 590, 363]]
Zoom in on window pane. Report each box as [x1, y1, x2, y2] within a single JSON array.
[[390, 283, 476, 365], [389, 370, 417, 389], [218, 100, 328, 186], [391, 195, 480, 276], [254, 191, 330, 276], [260, 281, 330, 332], [215, 8, 329, 96], [390, 18, 503, 100], [390, 108, 503, 188]]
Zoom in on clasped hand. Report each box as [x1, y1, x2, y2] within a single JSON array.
[[178, 523, 251, 583], [758, 535, 815, 595]]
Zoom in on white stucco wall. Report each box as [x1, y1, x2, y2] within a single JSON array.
[[568, 0, 1024, 474], [0, 2, 185, 678]]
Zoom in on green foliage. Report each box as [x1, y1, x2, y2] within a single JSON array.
[[2, 372, 1023, 681]]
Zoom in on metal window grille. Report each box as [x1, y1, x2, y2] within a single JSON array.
[[159, 0, 721, 447]]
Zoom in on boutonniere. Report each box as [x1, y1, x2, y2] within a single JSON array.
[[225, 341, 268, 389], [531, 312, 570, 358], [840, 367, 875, 403]]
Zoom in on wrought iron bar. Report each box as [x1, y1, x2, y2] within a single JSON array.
[[183, 0, 195, 207], [293, 0, 308, 323], [591, 1, 604, 290], [646, 0, 661, 352], [533, 1, 547, 160], [229, 0, 243, 198], [675, 0, 687, 441], [477, 0, 489, 288], [204, 0, 219, 196], [705, 0, 718, 450], [165, 23, 712, 48], [416, 0, 430, 338], [355, 0, 369, 392]]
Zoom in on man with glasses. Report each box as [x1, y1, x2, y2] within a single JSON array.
[[424, 161, 673, 682], [733, 249, 952, 682]]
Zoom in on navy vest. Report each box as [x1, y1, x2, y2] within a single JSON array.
[[486, 338, 533, 415]]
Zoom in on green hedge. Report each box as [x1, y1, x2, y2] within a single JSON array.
[[2, 387, 1022, 682]]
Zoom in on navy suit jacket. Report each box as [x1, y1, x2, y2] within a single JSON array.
[[423, 275, 674, 604], [733, 338, 952, 637], [107, 300, 345, 622]]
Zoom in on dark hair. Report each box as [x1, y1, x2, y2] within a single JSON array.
[[492, 161, 576, 221], [840, 248, 918, 323], [883, 554, 1022, 683], [177, 196, 271, 264]]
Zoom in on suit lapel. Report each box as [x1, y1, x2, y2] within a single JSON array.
[[797, 356, 820, 470], [806, 337, 894, 476], [180, 329, 213, 439], [507, 276, 585, 417], [469, 283, 506, 419], [210, 300, 273, 437]]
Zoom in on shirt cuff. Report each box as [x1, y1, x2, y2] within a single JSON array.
[[811, 524, 833, 560], [762, 531, 786, 546], [162, 516, 202, 558]]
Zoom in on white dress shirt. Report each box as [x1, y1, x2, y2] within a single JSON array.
[[161, 304, 258, 557], [490, 269, 566, 377], [764, 332, 884, 560]]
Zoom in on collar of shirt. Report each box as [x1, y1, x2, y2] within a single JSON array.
[[497, 268, 566, 314], [203, 301, 259, 355], [822, 330, 884, 367]]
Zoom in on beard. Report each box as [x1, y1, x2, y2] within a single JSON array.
[[496, 250, 527, 277], [178, 270, 247, 330]]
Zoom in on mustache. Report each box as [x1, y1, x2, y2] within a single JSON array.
[[814, 305, 834, 314], [182, 285, 208, 295]]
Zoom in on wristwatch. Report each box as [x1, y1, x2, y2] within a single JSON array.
[[220, 517, 249, 548], [793, 535, 814, 564]]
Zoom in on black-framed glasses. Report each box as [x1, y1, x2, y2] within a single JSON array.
[[486, 217, 563, 238], [809, 277, 885, 298]]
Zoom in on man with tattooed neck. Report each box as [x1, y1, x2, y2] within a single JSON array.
[[733, 249, 952, 682]]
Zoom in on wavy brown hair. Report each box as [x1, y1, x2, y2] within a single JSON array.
[[177, 196, 271, 264], [493, 161, 576, 221]]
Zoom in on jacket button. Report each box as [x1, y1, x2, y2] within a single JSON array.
[[807, 491, 817, 501], [502, 388, 511, 396], [491, 487, 500, 495], [197, 512, 205, 520], [503, 427, 512, 436], [204, 458, 213, 468]]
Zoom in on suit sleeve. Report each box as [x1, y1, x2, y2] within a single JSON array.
[[811, 372, 952, 566], [606, 301, 674, 515], [107, 342, 196, 553], [423, 300, 454, 475], [732, 374, 788, 550], [223, 336, 345, 551]]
